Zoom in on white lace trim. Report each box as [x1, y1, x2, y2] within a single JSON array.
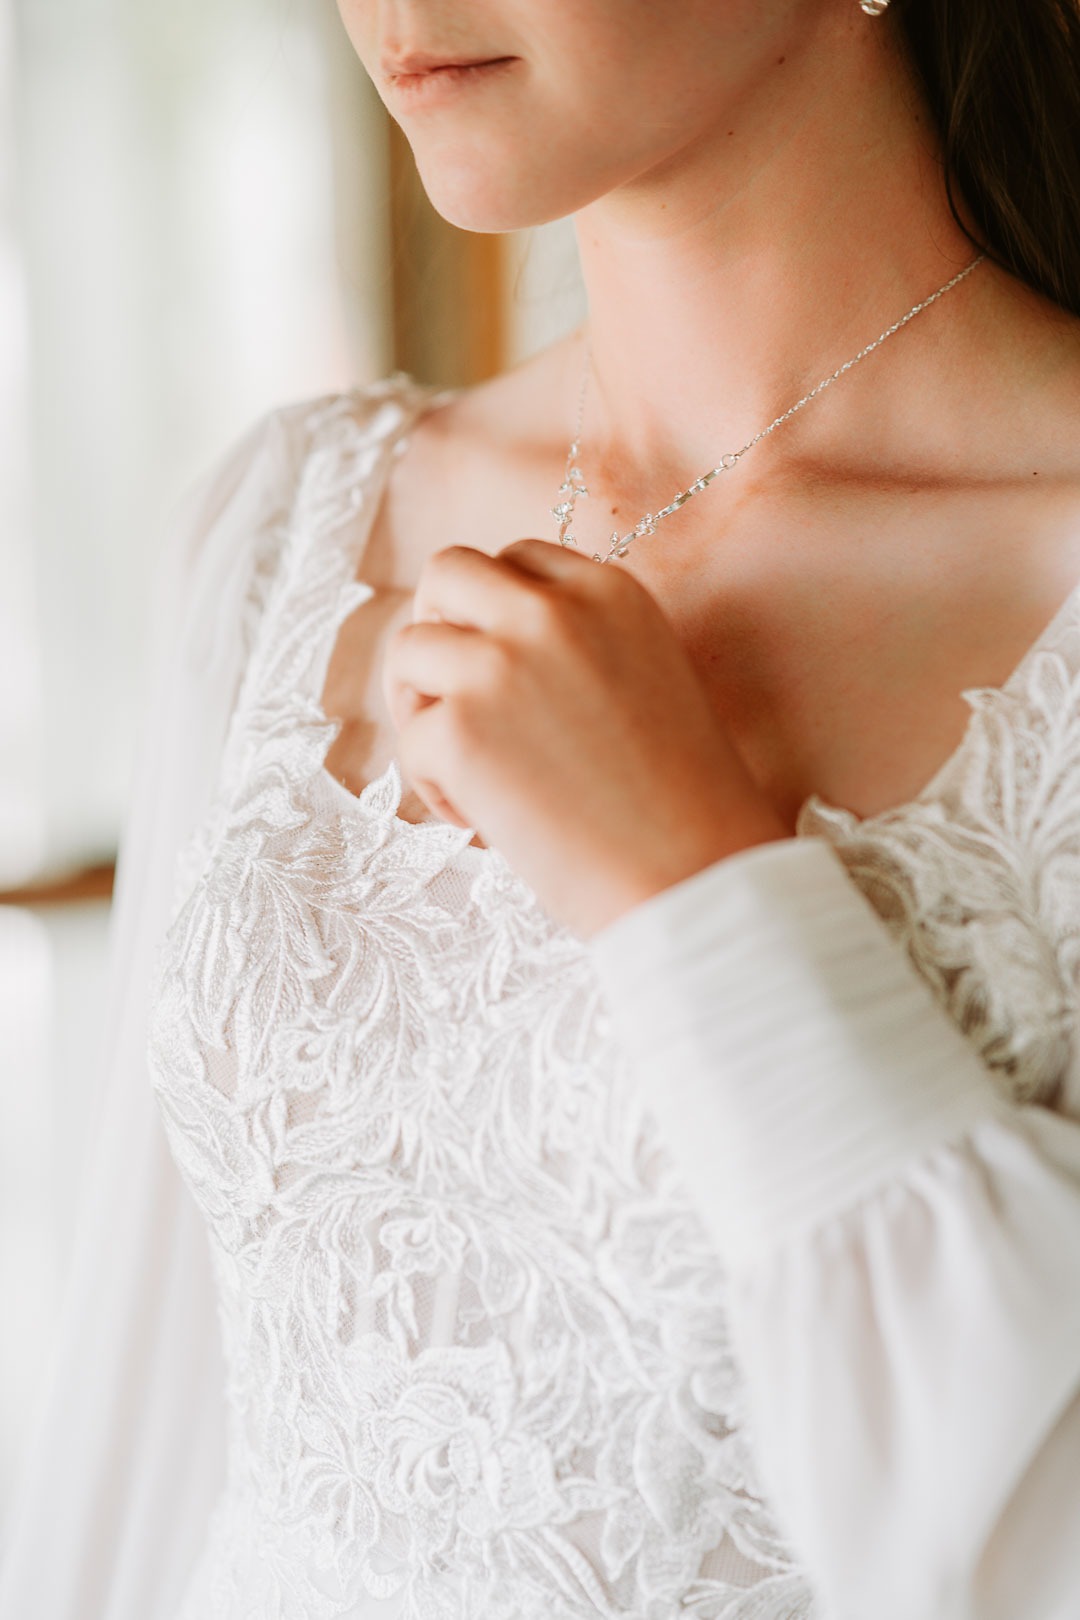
[[147, 381, 1080, 1618]]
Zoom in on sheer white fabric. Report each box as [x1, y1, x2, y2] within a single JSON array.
[[0, 392, 341, 1620], [2, 375, 1078, 1620]]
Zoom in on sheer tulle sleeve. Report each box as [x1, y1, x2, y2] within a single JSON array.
[[588, 836, 1080, 1620], [0, 397, 318, 1620]]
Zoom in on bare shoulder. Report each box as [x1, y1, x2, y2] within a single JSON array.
[[982, 275, 1080, 585], [365, 336, 582, 587], [978, 268, 1080, 473]]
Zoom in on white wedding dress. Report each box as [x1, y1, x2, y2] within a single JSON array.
[[2, 375, 1079, 1620]]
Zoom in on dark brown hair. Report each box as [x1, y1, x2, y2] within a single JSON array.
[[896, 0, 1080, 316]]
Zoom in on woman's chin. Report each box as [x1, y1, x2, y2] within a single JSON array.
[[415, 177, 541, 235], [412, 160, 581, 235]]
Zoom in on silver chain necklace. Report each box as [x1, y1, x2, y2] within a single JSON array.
[[552, 253, 985, 564]]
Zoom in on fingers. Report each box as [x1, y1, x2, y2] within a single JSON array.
[[413, 546, 526, 632], [394, 687, 473, 829], [412, 538, 600, 632], [495, 535, 605, 583], [382, 618, 497, 732]]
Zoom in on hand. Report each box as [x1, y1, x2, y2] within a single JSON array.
[[382, 538, 789, 939]]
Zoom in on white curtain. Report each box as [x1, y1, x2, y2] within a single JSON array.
[[0, 411, 274, 1618], [0, 0, 42, 883], [0, 0, 392, 1563], [4, 0, 390, 883]]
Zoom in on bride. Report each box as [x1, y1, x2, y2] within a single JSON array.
[[4, 2, 1080, 1617]]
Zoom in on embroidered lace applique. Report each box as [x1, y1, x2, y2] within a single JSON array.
[[798, 598, 1080, 1115], [147, 381, 1080, 1618]]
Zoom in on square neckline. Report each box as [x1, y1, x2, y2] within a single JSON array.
[[307, 378, 1080, 859]]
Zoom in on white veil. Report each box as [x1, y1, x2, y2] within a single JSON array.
[[0, 398, 317, 1620]]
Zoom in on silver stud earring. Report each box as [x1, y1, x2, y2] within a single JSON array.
[[859, 0, 891, 13]]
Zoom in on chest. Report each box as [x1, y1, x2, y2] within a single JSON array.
[[325, 468, 1080, 834], [653, 487, 1080, 828]]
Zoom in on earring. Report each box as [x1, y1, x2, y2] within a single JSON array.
[[859, 0, 891, 12]]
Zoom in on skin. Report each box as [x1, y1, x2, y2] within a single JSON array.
[[327, 0, 1080, 940]]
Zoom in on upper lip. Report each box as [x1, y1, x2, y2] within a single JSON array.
[[381, 50, 506, 77]]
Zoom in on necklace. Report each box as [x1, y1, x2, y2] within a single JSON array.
[[552, 253, 985, 564]]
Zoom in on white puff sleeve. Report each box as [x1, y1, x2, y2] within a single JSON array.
[[587, 836, 1080, 1620], [0, 396, 319, 1620]]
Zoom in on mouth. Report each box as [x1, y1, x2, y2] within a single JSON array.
[[381, 53, 519, 105]]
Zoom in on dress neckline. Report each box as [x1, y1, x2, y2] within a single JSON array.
[[798, 568, 1080, 835], [303, 376, 1080, 861], [306, 379, 496, 866]]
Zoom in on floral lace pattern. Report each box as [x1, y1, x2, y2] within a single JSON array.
[[147, 381, 1080, 1618], [797, 587, 1080, 1114]]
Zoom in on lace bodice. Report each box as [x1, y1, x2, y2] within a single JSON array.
[[146, 380, 1080, 1619]]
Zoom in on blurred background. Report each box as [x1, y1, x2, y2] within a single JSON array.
[[0, 0, 586, 1525]]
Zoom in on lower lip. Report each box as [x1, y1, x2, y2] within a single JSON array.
[[386, 57, 518, 108]]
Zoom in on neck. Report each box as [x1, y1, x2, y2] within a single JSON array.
[[570, 9, 983, 495]]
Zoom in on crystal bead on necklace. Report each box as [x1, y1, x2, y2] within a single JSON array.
[[552, 254, 985, 565]]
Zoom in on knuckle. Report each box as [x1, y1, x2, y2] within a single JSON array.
[[594, 556, 636, 601], [438, 698, 486, 770], [383, 619, 409, 665], [429, 543, 472, 572], [383, 622, 420, 689], [475, 635, 516, 688], [415, 545, 463, 603], [514, 584, 565, 642], [499, 536, 542, 563], [441, 693, 478, 750]]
